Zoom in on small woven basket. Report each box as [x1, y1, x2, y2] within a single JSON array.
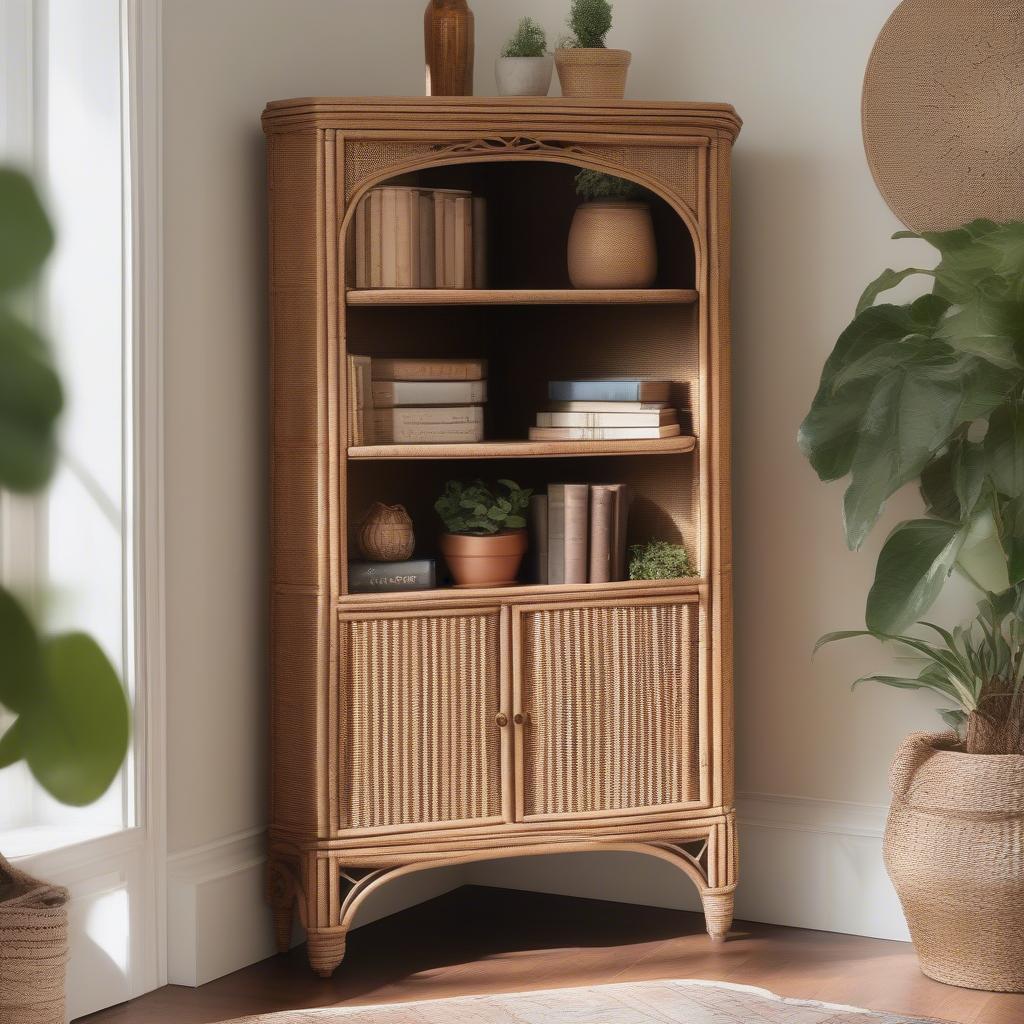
[[0, 854, 69, 1024], [554, 48, 631, 99], [884, 731, 1024, 993]]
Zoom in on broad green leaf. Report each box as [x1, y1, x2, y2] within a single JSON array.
[[0, 585, 42, 714], [843, 366, 962, 548], [957, 356, 1017, 421], [957, 506, 1011, 595], [938, 708, 967, 732], [0, 309, 63, 491], [998, 495, 1024, 585], [19, 633, 130, 806], [0, 168, 54, 293], [855, 267, 931, 316], [866, 519, 963, 633], [0, 718, 24, 769], [953, 441, 987, 517], [983, 398, 1024, 498], [920, 443, 963, 521], [936, 299, 1024, 369], [798, 378, 875, 481]]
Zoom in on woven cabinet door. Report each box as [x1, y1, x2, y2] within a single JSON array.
[[338, 609, 507, 833], [514, 599, 702, 822]]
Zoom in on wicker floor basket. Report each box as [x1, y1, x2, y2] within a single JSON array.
[[0, 854, 69, 1024], [884, 732, 1024, 993], [554, 48, 631, 99]]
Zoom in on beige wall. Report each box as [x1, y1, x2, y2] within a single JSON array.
[[163, 0, 958, 941]]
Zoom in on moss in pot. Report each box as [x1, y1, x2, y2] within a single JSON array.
[[435, 478, 532, 587]]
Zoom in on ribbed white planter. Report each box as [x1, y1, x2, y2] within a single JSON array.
[[495, 55, 553, 97]]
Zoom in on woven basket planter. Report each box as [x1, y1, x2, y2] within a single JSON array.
[[567, 201, 657, 289], [884, 731, 1024, 993], [0, 854, 69, 1024], [554, 48, 631, 99]]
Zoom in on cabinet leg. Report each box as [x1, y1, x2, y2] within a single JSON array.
[[307, 930, 347, 978], [272, 899, 294, 954], [701, 889, 734, 942]]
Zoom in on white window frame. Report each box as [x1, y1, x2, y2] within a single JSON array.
[[1, 0, 167, 1011]]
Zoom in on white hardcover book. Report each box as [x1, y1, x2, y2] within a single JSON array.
[[528, 423, 682, 441], [536, 409, 678, 428], [371, 379, 488, 408], [370, 405, 484, 444], [546, 400, 672, 413]]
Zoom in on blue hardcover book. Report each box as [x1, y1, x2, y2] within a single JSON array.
[[548, 380, 671, 403]]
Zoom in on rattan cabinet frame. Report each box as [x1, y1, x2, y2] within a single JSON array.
[[262, 97, 741, 977]]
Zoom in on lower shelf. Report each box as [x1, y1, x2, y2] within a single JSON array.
[[347, 436, 698, 460]]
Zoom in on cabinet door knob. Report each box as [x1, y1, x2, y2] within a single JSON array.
[[513, 712, 531, 726], [495, 713, 509, 728]]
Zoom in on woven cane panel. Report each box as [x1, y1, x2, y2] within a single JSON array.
[[863, 0, 1024, 231], [587, 145, 698, 214], [273, 448, 321, 586], [520, 601, 700, 818], [272, 594, 322, 831], [341, 612, 502, 830], [344, 142, 441, 200]]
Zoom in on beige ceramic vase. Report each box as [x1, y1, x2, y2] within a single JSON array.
[[424, 0, 474, 96], [554, 48, 631, 98], [884, 731, 1024, 992], [567, 200, 657, 289], [357, 503, 415, 561], [439, 529, 527, 587]]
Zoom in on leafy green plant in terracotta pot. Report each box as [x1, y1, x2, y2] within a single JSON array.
[[555, 0, 630, 99], [435, 478, 532, 586], [801, 219, 1024, 992], [568, 169, 657, 289], [495, 17, 552, 97], [0, 168, 130, 1024]]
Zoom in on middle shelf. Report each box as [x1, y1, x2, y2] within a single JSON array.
[[347, 436, 698, 460]]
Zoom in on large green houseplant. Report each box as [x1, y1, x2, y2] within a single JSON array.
[[0, 168, 130, 1023], [800, 220, 1024, 992]]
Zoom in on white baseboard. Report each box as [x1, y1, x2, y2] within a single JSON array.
[[166, 829, 466, 987], [467, 794, 909, 942]]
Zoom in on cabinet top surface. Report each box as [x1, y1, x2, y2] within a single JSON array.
[[262, 96, 741, 140]]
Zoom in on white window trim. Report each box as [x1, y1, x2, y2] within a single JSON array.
[[7, 0, 168, 1001]]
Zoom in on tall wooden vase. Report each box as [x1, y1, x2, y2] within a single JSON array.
[[424, 0, 474, 96]]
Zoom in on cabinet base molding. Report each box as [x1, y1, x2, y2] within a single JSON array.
[[269, 813, 737, 977]]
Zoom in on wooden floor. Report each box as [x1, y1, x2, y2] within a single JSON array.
[[79, 886, 1024, 1024]]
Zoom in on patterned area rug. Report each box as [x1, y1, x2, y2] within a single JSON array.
[[222, 980, 944, 1023]]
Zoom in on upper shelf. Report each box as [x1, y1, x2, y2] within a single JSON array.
[[348, 436, 697, 460], [346, 288, 699, 307]]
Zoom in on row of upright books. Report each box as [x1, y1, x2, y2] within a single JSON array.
[[530, 380, 682, 442], [529, 484, 631, 585], [346, 356, 487, 445], [353, 186, 488, 290]]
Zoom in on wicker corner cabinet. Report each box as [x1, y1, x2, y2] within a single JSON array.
[[261, 97, 741, 977]]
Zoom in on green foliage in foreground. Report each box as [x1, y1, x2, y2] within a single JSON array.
[[435, 479, 533, 535], [0, 167, 129, 806]]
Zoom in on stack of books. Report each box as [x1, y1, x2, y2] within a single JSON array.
[[528, 484, 631, 585], [353, 185, 488, 289], [347, 356, 487, 445], [529, 380, 681, 441]]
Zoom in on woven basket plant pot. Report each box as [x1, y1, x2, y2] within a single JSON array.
[[0, 854, 69, 1024], [555, 48, 631, 99], [439, 529, 527, 587], [567, 200, 658, 289], [884, 731, 1024, 992]]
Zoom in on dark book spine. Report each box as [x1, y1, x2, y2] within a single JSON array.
[[547, 485, 566, 585], [348, 560, 437, 593], [529, 494, 548, 584]]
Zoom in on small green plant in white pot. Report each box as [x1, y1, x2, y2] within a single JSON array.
[[495, 17, 552, 97], [555, 0, 630, 99]]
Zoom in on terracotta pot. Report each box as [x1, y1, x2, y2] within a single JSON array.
[[424, 0, 474, 97], [884, 731, 1024, 992], [357, 503, 415, 561], [439, 529, 527, 587], [495, 56, 553, 97], [567, 200, 657, 289], [0, 854, 69, 1024], [554, 48, 631, 99]]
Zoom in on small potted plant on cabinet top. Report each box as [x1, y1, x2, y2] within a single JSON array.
[[555, 0, 630, 99], [436, 478, 532, 587], [495, 17, 552, 96], [568, 169, 657, 289]]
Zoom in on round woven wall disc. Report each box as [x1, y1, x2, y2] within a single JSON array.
[[862, 0, 1024, 232]]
